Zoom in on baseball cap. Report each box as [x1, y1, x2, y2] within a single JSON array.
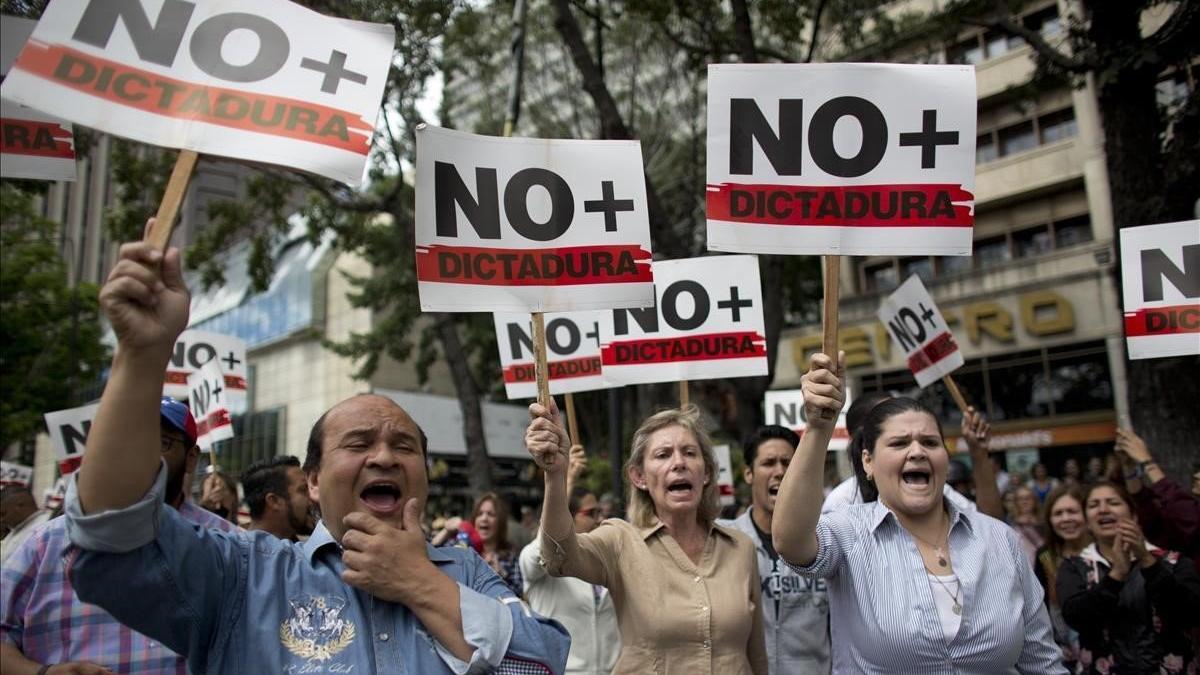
[[160, 397, 198, 448]]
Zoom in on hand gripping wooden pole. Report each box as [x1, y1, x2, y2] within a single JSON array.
[[145, 150, 199, 250], [532, 312, 551, 410], [819, 255, 841, 420], [565, 392, 580, 447]]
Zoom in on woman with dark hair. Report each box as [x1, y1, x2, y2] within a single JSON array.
[[1011, 485, 1046, 565], [1034, 485, 1089, 669], [1058, 481, 1200, 674], [434, 492, 523, 596], [1028, 463, 1060, 504], [526, 402, 767, 674], [774, 353, 1064, 673]]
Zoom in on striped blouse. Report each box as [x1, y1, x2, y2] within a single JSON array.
[[788, 499, 1067, 674]]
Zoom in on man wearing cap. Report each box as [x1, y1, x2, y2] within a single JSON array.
[[60, 235, 569, 673], [1, 397, 237, 675]]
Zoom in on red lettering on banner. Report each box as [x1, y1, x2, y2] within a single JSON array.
[[503, 356, 602, 383], [719, 485, 734, 497], [601, 331, 767, 365], [164, 371, 247, 390], [0, 118, 75, 158], [1124, 305, 1200, 337], [416, 244, 652, 286], [907, 331, 959, 373], [706, 183, 974, 227], [58, 456, 83, 475], [14, 42, 370, 155], [196, 409, 232, 437]]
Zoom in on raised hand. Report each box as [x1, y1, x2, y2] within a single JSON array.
[[567, 445, 588, 487], [1115, 518, 1154, 567], [961, 406, 990, 453], [1108, 527, 1132, 581], [526, 399, 570, 477], [341, 502, 436, 605], [801, 351, 845, 431], [99, 219, 189, 357]]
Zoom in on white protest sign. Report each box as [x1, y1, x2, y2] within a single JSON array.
[[187, 360, 235, 451], [43, 402, 99, 475], [163, 329, 247, 410], [0, 0, 394, 186], [494, 310, 611, 399], [0, 461, 34, 488], [44, 476, 67, 510], [415, 125, 655, 312], [764, 387, 853, 451], [598, 256, 767, 385], [706, 63, 976, 256], [714, 444, 735, 507], [1119, 220, 1199, 360], [1, 15, 76, 181], [877, 275, 964, 387]]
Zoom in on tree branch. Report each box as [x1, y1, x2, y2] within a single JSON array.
[[805, 0, 828, 63], [1143, 1, 1200, 64], [728, 0, 758, 63]]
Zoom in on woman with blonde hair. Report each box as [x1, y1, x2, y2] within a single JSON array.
[[526, 400, 766, 675]]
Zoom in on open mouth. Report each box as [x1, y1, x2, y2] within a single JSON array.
[[1095, 515, 1118, 528], [901, 468, 931, 487], [666, 479, 694, 496], [360, 480, 402, 513], [767, 485, 780, 498]]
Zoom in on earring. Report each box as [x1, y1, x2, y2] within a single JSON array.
[[865, 473, 874, 483]]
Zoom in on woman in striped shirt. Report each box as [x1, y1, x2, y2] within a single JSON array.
[[773, 352, 1066, 673]]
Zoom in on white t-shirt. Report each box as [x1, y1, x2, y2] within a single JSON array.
[[821, 476, 978, 514], [928, 572, 963, 643]]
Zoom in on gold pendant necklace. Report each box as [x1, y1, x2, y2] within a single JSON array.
[[930, 573, 963, 614], [907, 514, 951, 568]]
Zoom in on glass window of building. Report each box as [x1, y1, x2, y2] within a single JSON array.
[[1024, 6, 1062, 36], [900, 256, 934, 282], [975, 235, 1010, 267], [986, 349, 1052, 421], [1045, 344, 1114, 414], [1039, 108, 1077, 144], [1013, 225, 1052, 258], [999, 120, 1037, 156], [864, 261, 899, 292], [1053, 215, 1093, 247], [938, 255, 972, 276], [948, 37, 984, 65], [977, 133, 998, 163]]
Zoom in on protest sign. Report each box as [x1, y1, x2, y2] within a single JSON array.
[[764, 387, 853, 451], [43, 402, 99, 475], [163, 329, 248, 410], [44, 476, 67, 510], [0, 461, 33, 488], [878, 274, 964, 388], [0, 0, 394, 186], [187, 360, 235, 451], [714, 444, 735, 507], [1, 15, 76, 181], [1119, 220, 1199, 360], [706, 63, 976, 256], [494, 310, 610, 399], [598, 255, 767, 385], [415, 125, 655, 313]]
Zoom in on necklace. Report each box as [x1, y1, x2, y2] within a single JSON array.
[[929, 573, 963, 615], [908, 519, 951, 568]]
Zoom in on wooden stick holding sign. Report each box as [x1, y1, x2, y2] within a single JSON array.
[[679, 381, 690, 409], [145, 150, 199, 250], [531, 313, 551, 408], [941, 374, 970, 415], [565, 392, 580, 447], [819, 255, 841, 420]]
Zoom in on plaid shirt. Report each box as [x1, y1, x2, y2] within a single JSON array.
[[1, 502, 236, 673]]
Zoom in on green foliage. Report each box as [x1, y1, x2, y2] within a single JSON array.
[[0, 184, 108, 448]]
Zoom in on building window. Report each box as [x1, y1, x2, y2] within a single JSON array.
[[976, 235, 1011, 267], [977, 133, 998, 163], [1044, 344, 1114, 414], [864, 261, 899, 293], [998, 120, 1037, 156], [1053, 215, 1093, 247], [1039, 108, 1078, 144], [1013, 224, 1052, 258], [1023, 6, 1062, 37], [947, 37, 984, 65], [900, 256, 934, 282], [938, 255, 973, 276]]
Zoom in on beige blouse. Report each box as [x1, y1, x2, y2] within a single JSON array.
[[539, 517, 767, 675]]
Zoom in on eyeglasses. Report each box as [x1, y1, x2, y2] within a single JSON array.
[[161, 435, 184, 453]]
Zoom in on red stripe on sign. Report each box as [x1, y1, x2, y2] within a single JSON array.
[[224, 375, 247, 390], [164, 372, 247, 390], [907, 331, 960, 373], [196, 409, 232, 437], [601, 331, 767, 365], [503, 356, 603, 383], [416, 244, 653, 286], [14, 41, 371, 155], [1124, 305, 1200, 337], [0, 118, 75, 158], [706, 183, 974, 227], [719, 485, 734, 496], [58, 456, 83, 475]]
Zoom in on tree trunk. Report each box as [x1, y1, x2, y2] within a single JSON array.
[[1090, 3, 1200, 485], [435, 313, 493, 492]]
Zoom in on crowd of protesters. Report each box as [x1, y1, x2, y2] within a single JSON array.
[[2, 232, 1198, 673]]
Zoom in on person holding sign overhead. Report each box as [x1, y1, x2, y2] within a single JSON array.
[[526, 401, 767, 675], [772, 352, 1065, 673], [57, 230, 568, 674]]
